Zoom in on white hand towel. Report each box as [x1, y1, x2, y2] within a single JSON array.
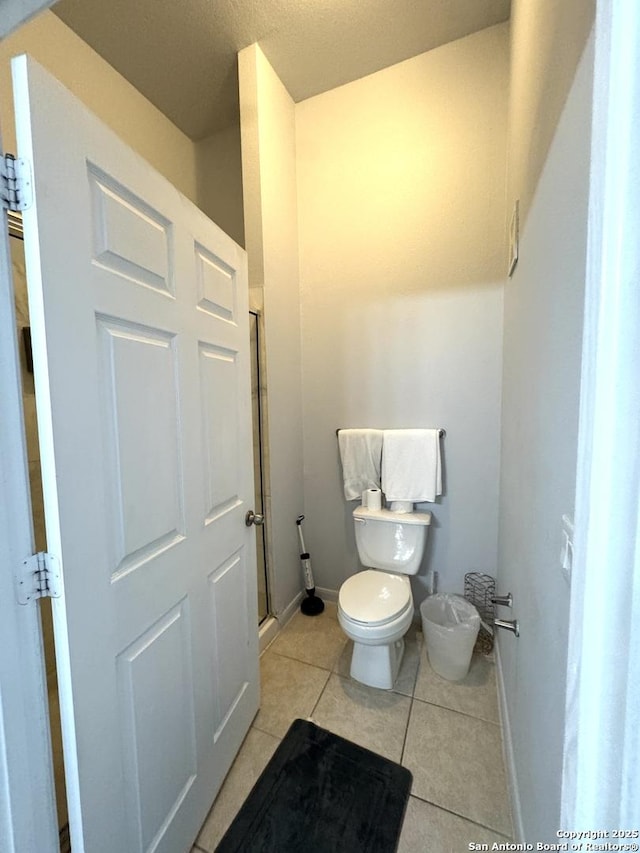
[[338, 429, 384, 500], [382, 429, 442, 502]]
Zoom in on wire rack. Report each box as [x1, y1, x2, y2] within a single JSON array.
[[464, 572, 495, 655]]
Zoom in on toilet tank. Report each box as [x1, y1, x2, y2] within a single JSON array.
[[353, 507, 431, 575]]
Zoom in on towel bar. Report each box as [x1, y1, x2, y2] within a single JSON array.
[[336, 428, 446, 438]]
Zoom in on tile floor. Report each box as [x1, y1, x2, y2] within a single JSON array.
[[193, 603, 513, 853]]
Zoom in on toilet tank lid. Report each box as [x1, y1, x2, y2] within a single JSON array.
[[353, 507, 432, 526]]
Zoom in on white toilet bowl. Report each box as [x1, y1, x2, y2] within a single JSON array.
[[338, 570, 414, 689], [337, 506, 431, 689]]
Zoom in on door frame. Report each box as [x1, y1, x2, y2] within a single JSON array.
[[1, 9, 62, 853], [0, 201, 58, 851], [249, 308, 271, 623]]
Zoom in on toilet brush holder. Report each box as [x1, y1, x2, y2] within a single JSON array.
[[296, 515, 324, 616]]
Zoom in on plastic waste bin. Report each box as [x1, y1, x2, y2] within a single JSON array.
[[420, 594, 481, 682]]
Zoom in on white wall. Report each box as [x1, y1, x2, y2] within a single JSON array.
[[0, 0, 57, 39], [497, 0, 595, 838], [507, 0, 595, 226], [295, 24, 508, 603], [0, 10, 198, 203], [239, 44, 305, 616]]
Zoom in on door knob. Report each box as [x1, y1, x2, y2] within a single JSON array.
[[245, 510, 265, 527]]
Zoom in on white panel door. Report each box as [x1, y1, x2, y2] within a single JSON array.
[[12, 54, 259, 853]]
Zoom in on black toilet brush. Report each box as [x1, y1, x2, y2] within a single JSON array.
[[296, 515, 324, 616]]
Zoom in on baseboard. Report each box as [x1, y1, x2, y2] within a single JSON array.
[[259, 591, 304, 655], [260, 589, 339, 656], [258, 616, 280, 654], [277, 591, 303, 626], [495, 638, 525, 842], [315, 587, 338, 604]]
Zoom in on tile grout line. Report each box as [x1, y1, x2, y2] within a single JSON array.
[[400, 640, 422, 765], [399, 695, 413, 766], [403, 650, 510, 835], [249, 720, 283, 743], [264, 647, 337, 675], [260, 625, 512, 836], [407, 792, 512, 839], [308, 651, 340, 719], [410, 692, 502, 727], [258, 619, 512, 838]]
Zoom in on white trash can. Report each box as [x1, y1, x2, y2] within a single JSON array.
[[420, 594, 481, 682]]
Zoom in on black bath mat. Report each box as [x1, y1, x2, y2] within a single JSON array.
[[215, 719, 412, 853]]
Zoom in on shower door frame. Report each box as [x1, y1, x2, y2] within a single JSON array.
[[249, 309, 271, 624]]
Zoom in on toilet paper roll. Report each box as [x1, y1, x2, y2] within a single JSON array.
[[390, 500, 413, 513], [366, 489, 382, 511], [361, 490, 369, 507]]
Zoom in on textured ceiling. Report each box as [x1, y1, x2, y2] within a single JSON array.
[[53, 0, 511, 141]]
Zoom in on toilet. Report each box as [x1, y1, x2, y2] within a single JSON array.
[[337, 505, 432, 689]]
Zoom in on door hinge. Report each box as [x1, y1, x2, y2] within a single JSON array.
[[17, 552, 61, 604], [1, 153, 33, 212]]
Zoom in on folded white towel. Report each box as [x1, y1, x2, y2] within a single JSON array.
[[382, 429, 442, 502], [338, 429, 384, 500], [390, 500, 413, 513]]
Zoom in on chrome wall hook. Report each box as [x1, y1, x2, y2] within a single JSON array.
[[494, 618, 519, 637]]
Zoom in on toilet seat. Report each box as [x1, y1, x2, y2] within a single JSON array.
[[338, 570, 412, 626]]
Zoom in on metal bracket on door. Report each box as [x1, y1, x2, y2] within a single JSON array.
[[1, 153, 33, 211], [16, 552, 61, 604]]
